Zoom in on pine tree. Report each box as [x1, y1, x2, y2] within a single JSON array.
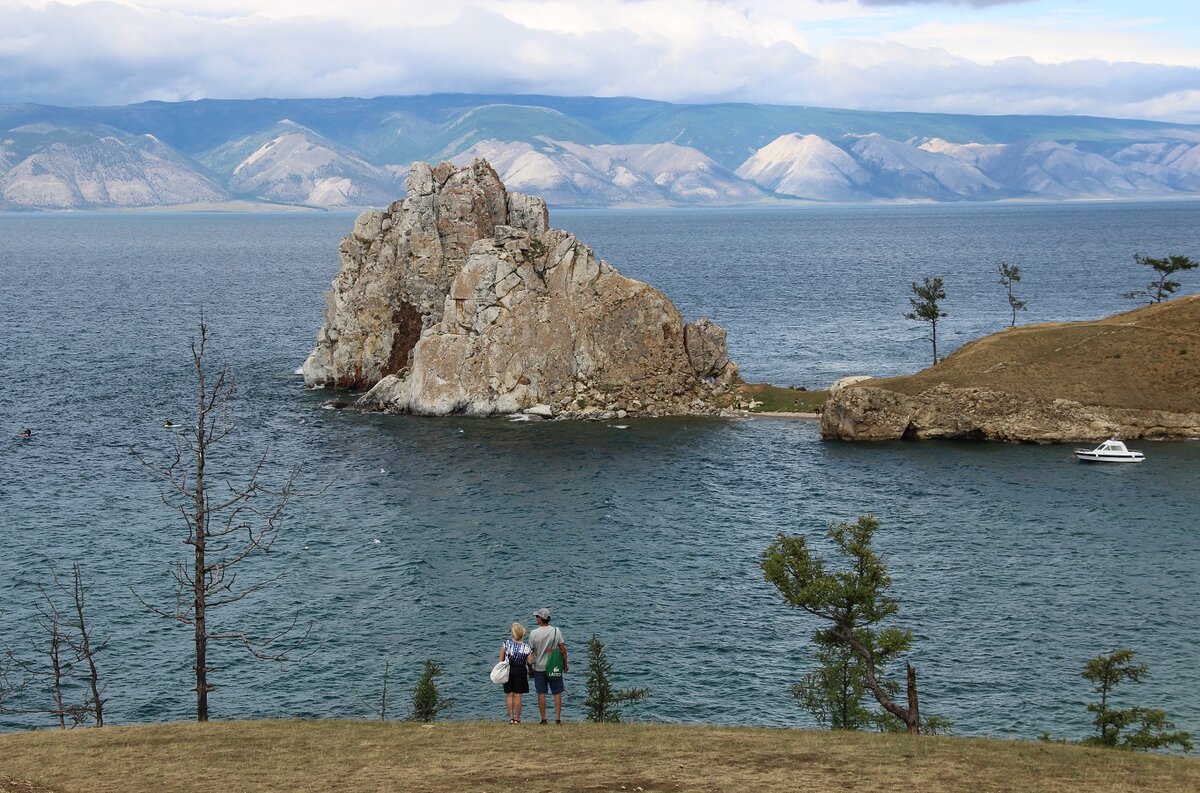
[[409, 659, 453, 722], [1081, 649, 1191, 752], [1125, 254, 1197, 303], [905, 276, 947, 365], [583, 635, 648, 723], [998, 262, 1027, 327], [763, 515, 927, 734]]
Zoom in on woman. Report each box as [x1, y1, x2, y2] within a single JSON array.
[[500, 622, 532, 723]]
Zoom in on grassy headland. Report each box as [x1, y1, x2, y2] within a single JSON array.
[[868, 295, 1200, 413], [2, 720, 1197, 792]]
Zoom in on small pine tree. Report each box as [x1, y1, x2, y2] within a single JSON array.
[[905, 276, 947, 365], [1081, 648, 1192, 752], [1125, 254, 1197, 304], [583, 635, 648, 723], [998, 262, 1027, 327], [792, 632, 900, 731], [762, 516, 926, 734], [409, 659, 453, 722]]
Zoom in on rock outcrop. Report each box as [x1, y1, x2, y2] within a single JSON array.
[[821, 296, 1200, 442], [822, 382, 1200, 443], [303, 159, 738, 418]]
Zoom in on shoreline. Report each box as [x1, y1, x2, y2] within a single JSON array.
[[746, 410, 821, 420]]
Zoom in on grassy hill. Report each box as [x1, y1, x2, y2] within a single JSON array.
[[869, 295, 1200, 414], [1, 720, 1198, 792]]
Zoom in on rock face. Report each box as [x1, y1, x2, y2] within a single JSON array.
[[304, 159, 738, 417], [821, 383, 1200, 443], [302, 160, 522, 389], [821, 297, 1200, 443]]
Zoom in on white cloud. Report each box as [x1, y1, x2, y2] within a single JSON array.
[[0, 0, 1198, 123]]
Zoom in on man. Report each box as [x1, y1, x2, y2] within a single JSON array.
[[528, 607, 568, 724]]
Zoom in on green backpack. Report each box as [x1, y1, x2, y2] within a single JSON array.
[[545, 629, 565, 679]]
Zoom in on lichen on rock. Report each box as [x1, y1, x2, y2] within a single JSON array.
[[303, 158, 738, 418]]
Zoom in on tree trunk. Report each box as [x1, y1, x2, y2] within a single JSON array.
[[194, 354, 209, 723], [49, 631, 65, 730], [841, 629, 913, 729], [931, 319, 939, 365], [906, 663, 920, 735], [71, 564, 104, 727], [195, 547, 208, 722]]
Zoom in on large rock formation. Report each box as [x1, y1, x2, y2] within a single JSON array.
[[821, 296, 1200, 442], [303, 159, 738, 418]]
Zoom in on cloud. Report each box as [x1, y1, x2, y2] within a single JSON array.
[[0, 0, 1198, 124], [852, 0, 1032, 6]]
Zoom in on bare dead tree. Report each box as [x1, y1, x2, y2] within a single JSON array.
[[64, 563, 107, 727], [14, 565, 110, 728], [134, 313, 311, 722], [354, 660, 394, 721], [0, 649, 29, 717], [32, 588, 69, 729], [379, 660, 391, 721]]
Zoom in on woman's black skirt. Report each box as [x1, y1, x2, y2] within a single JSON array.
[[503, 661, 529, 694]]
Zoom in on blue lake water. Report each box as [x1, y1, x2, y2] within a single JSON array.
[[0, 201, 1198, 740]]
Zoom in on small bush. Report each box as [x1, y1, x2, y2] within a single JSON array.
[[584, 635, 648, 723], [409, 659, 453, 722]]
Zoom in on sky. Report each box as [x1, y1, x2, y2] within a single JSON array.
[[2, 0, 1199, 122]]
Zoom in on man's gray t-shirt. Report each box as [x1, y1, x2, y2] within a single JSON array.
[[528, 625, 565, 672]]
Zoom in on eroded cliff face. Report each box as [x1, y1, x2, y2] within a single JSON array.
[[820, 383, 1200, 443], [304, 159, 738, 418]]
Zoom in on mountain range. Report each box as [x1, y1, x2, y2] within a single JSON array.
[[3, 94, 1200, 210]]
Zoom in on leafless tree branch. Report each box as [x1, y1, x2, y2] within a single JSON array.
[[135, 311, 315, 721]]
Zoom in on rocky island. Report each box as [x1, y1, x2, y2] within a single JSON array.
[[821, 296, 1200, 442], [303, 159, 738, 418]]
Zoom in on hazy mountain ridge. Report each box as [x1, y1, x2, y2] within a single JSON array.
[[450, 137, 765, 205], [1, 124, 227, 209], [198, 119, 403, 207], [3, 94, 1200, 210]]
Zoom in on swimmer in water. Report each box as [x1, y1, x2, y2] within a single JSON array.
[[16, 428, 33, 439]]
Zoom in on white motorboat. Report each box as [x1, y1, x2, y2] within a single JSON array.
[[1073, 439, 1145, 463]]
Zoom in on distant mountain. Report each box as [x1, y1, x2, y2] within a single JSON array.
[[452, 137, 764, 205], [198, 119, 402, 207], [3, 94, 1200, 210], [849, 133, 1006, 200], [735, 133, 869, 201], [1, 123, 226, 209]]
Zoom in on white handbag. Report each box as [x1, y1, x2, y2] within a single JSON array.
[[490, 659, 510, 685]]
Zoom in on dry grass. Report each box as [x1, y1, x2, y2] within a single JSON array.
[[2, 720, 1198, 792], [872, 295, 1200, 413]]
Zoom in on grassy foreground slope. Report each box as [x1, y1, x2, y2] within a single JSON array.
[[872, 295, 1200, 413], [2, 721, 1198, 792]]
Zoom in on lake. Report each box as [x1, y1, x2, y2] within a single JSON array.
[[0, 201, 1197, 739]]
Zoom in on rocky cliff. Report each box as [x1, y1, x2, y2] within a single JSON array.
[[303, 159, 738, 418], [821, 296, 1200, 442]]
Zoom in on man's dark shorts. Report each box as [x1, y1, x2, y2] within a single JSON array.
[[533, 670, 565, 696]]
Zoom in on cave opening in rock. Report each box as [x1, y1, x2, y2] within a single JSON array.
[[386, 301, 423, 376]]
